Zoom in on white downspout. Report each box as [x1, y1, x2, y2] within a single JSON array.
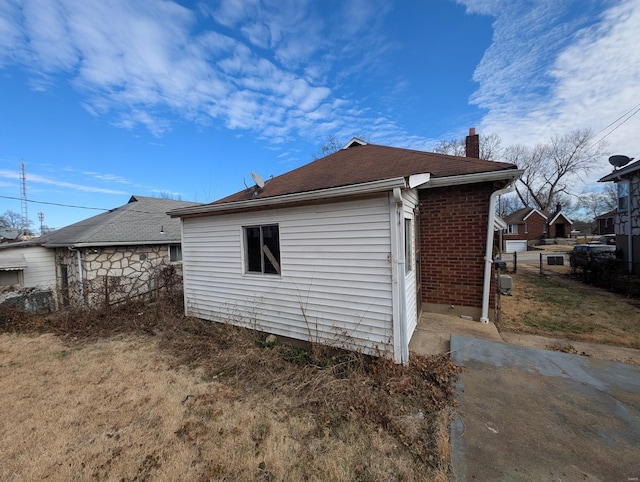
[[390, 187, 409, 364], [481, 184, 515, 323], [628, 205, 633, 274], [395, 188, 408, 364]]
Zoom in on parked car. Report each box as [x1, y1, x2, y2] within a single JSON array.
[[569, 244, 616, 269], [596, 234, 616, 245]]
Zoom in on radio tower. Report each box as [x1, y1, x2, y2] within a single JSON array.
[[20, 160, 29, 233]]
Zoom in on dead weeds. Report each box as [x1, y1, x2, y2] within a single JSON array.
[[500, 268, 640, 349], [0, 298, 461, 481]]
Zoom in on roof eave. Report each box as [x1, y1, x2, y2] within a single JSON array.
[[42, 240, 180, 248], [169, 177, 409, 218], [599, 161, 640, 182], [419, 169, 524, 189]]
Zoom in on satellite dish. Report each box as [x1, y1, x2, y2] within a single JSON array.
[[609, 155, 633, 168], [250, 171, 265, 189]]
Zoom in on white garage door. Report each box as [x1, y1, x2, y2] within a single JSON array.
[[505, 240, 528, 253]]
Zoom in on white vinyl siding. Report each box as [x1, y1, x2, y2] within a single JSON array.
[[0, 246, 56, 288], [181, 195, 395, 355]]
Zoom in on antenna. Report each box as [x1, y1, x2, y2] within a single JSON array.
[[20, 160, 28, 233], [609, 155, 633, 169], [250, 171, 265, 189]]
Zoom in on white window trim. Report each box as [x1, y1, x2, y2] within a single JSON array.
[[242, 224, 281, 276]]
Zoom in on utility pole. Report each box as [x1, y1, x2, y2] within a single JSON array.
[[38, 211, 44, 235], [20, 160, 29, 233]]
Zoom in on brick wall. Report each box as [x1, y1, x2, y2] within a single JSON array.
[[513, 211, 547, 241], [418, 183, 497, 316]]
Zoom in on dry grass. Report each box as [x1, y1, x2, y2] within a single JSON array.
[[0, 300, 460, 481], [500, 268, 640, 349]]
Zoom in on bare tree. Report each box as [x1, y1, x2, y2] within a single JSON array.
[[314, 135, 343, 159], [505, 129, 603, 212], [433, 133, 503, 160], [578, 190, 617, 221], [314, 133, 371, 159], [498, 193, 523, 217], [433, 138, 465, 157], [156, 191, 182, 200], [0, 210, 27, 229]]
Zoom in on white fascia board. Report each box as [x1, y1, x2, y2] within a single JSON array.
[[342, 137, 368, 149], [408, 172, 431, 188], [494, 216, 507, 231], [549, 212, 572, 225], [419, 169, 524, 189], [170, 177, 408, 218], [523, 209, 547, 221]]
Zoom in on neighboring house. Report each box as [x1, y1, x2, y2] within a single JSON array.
[[595, 209, 616, 235], [599, 160, 640, 272], [502, 204, 573, 252], [0, 229, 23, 243], [170, 136, 523, 363], [0, 195, 200, 310]]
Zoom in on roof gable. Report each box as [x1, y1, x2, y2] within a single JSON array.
[[504, 207, 547, 224], [549, 211, 573, 225]]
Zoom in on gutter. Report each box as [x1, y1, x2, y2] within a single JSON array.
[[420, 169, 524, 189], [480, 184, 515, 323], [43, 240, 179, 248], [169, 177, 409, 218]]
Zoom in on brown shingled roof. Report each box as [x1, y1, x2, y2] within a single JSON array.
[[216, 142, 517, 204]]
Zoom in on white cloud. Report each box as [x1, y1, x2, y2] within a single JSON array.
[[0, 0, 434, 150], [458, 0, 640, 185], [0, 169, 127, 195]]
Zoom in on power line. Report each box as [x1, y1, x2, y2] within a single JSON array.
[[592, 102, 640, 138], [592, 103, 640, 148], [0, 194, 193, 216], [0, 195, 109, 211]]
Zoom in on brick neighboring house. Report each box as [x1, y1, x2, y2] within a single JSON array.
[[170, 133, 523, 363], [503, 204, 573, 251], [596, 209, 616, 235]]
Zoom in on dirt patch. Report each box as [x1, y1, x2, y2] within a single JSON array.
[[0, 301, 461, 481]]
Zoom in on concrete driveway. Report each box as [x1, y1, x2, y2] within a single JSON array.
[[449, 335, 640, 481]]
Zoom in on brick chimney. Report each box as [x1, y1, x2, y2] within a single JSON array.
[[465, 127, 480, 158]]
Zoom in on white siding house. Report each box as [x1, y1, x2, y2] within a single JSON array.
[[16, 246, 56, 287], [0, 245, 57, 311], [181, 193, 418, 361], [171, 138, 522, 363]]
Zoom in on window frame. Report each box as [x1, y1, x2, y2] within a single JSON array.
[[169, 244, 182, 263], [618, 180, 630, 212], [243, 224, 281, 275], [0, 269, 23, 287], [404, 217, 413, 273], [505, 224, 519, 235]]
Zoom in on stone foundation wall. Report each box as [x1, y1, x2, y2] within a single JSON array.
[[55, 245, 182, 308]]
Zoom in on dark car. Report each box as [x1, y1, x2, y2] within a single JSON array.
[[596, 234, 616, 245], [569, 244, 616, 269]]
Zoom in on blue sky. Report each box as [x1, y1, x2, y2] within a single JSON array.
[[1, 0, 639, 230]]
